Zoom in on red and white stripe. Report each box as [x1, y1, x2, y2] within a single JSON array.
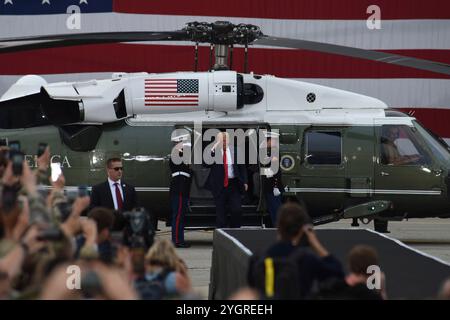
[[1, 0, 449, 137]]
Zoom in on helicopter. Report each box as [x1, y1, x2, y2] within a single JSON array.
[[0, 21, 450, 232]]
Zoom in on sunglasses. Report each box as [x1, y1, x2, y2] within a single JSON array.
[[111, 167, 123, 171]]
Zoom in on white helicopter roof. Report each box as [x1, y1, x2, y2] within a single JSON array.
[[127, 72, 415, 127], [1, 71, 415, 128]]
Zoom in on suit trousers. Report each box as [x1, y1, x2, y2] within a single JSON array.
[[213, 178, 242, 228]]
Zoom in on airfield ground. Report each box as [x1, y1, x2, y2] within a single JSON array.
[[154, 218, 450, 299]]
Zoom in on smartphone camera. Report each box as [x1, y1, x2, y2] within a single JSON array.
[[51, 162, 62, 182], [0, 138, 8, 159], [8, 140, 20, 153], [37, 142, 48, 158], [78, 185, 89, 197], [0, 138, 8, 147], [37, 228, 64, 241], [11, 151, 24, 176]]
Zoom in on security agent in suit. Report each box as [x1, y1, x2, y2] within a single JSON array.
[[90, 157, 138, 230], [169, 134, 192, 248], [260, 132, 284, 226], [205, 132, 248, 228]]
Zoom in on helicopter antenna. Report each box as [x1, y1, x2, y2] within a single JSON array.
[[229, 45, 234, 70], [194, 42, 199, 72], [244, 42, 249, 73], [208, 44, 214, 71]]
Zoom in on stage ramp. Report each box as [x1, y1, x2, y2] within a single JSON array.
[[209, 228, 450, 300]]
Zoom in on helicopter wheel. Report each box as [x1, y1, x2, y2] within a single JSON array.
[[374, 219, 390, 233]]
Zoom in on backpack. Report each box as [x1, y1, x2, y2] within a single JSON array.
[[249, 248, 307, 300], [134, 269, 172, 300]]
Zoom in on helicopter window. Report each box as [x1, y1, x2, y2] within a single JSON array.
[[305, 131, 342, 165], [380, 125, 430, 165], [412, 121, 450, 163]]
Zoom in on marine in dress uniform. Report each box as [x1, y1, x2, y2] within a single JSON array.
[[261, 132, 284, 226], [169, 134, 192, 248]]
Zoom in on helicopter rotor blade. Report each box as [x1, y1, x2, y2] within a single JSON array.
[[0, 31, 190, 53], [0, 23, 448, 76], [254, 36, 450, 76]]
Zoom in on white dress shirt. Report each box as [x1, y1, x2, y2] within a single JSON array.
[[108, 178, 124, 210], [223, 147, 235, 179]]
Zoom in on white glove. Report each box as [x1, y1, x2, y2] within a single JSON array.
[[273, 187, 281, 197], [264, 168, 274, 178]]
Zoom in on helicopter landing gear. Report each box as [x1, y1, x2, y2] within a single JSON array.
[[351, 218, 360, 227], [374, 219, 390, 233]]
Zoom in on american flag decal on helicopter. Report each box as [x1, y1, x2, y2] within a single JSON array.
[[144, 79, 199, 106]]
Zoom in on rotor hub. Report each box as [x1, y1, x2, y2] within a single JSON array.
[[183, 21, 264, 45]]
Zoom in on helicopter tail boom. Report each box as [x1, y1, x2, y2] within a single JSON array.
[[0, 71, 251, 129]]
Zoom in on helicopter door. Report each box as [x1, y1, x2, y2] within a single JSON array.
[[298, 127, 346, 217], [374, 122, 444, 214], [344, 126, 376, 199], [185, 124, 265, 227]]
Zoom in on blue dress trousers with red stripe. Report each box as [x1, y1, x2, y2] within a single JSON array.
[[169, 153, 192, 245]]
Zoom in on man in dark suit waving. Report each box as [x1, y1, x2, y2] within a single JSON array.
[[206, 132, 248, 228], [90, 157, 138, 230]]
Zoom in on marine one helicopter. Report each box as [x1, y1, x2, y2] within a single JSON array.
[[0, 21, 450, 232]]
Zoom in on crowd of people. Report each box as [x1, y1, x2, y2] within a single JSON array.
[[0, 145, 195, 299]]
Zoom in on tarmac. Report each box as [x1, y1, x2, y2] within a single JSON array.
[[154, 217, 450, 299]]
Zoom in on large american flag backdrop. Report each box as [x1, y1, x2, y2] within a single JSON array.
[[0, 0, 449, 137]]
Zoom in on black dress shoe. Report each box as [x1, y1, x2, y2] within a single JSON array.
[[175, 242, 191, 248]]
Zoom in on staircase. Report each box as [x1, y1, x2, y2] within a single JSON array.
[[186, 198, 262, 228]]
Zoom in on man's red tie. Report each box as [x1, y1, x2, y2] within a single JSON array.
[[114, 183, 123, 210], [223, 147, 229, 188]]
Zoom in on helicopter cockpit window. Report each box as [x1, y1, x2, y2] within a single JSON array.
[[305, 131, 342, 165], [380, 125, 430, 165], [412, 121, 450, 163]]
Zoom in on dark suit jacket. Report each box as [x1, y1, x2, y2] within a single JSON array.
[[90, 180, 138, 212], [90, 180, 138, 231], [205, 147, 248, 197]]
